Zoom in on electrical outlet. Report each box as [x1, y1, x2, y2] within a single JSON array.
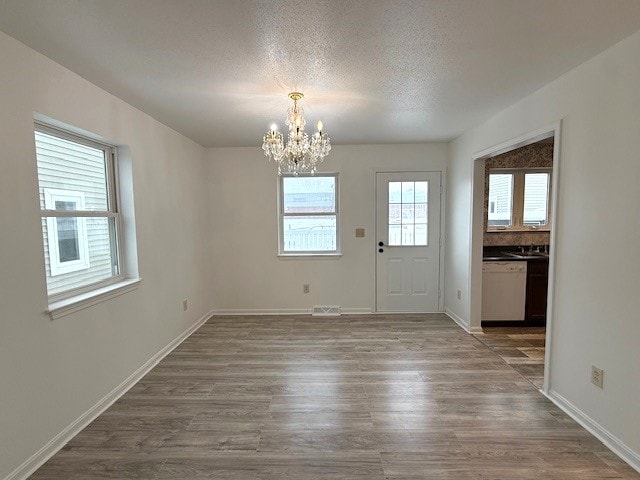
[[591, 366, 604, 389], [457, 289, 462, 300], [303, 284, 310, 294], [182, 299, 188, 311]]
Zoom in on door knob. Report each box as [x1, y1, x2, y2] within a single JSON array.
[[378, 241, 384, 247], [378, 248, 384, 253]]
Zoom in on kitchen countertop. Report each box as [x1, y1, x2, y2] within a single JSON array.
[[483, 248, 549, 262]]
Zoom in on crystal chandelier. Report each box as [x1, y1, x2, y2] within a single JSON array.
[[262, 92, 331, 175]]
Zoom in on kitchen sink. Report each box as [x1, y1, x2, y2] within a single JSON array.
[[502, 251, 548, 258]]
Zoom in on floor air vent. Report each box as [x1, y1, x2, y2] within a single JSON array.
[[312, 305, 341, 316]]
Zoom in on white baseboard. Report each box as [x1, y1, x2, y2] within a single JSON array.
[[341, 308, 374, 314], [543, 390, 640, 474], [209, 308, 375, 316], [210, 308, 310, 315], [445, 308, 483, 334], [209, 308, 455, 317], [4, 309, 213, 480]]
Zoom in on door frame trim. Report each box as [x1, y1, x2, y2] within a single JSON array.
[[374, 170, 445, 313], [469, 121, 562, 395]]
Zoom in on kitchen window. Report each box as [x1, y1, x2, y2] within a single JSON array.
[[487, 169, 551, 231], [35, 123, 124, 300], [278, 173, 339, 255]]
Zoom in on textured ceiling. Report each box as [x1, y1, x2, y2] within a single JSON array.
[[1, 0, 640, 147]]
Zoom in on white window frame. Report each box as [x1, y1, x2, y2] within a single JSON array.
[[44, 188, 90, 276], [487, 168, 552, 232], [278, 173, 340, 256], [36, 122, 125, 302]]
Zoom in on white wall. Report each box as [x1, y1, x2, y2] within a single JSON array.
[[0, 32, 211, 478], [206, 144, 448, 313], [445, 30, 640, 463]]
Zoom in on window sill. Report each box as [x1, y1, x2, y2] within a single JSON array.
[[278, 253, 342, 259], [46, 278, 142, 320]]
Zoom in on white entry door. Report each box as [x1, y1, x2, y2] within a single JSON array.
[[376, 172, 441, 312]]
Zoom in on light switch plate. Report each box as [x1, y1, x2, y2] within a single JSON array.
[[355, 228, 365, 238], [591, 366, 604, 389]]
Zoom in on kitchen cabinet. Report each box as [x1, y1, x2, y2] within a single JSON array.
[[525, 260, 548, 323]]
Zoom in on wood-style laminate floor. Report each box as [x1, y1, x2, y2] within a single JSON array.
[[474, 327, 546, 388], [30, 314, 639, 479]]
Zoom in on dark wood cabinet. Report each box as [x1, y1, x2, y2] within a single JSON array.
[[525, 260, 548, 324]]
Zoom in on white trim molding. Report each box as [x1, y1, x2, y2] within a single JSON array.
[[46, 278, 142, 319], [4, 309, 214, 480], [468, 121, 562, 394], [208, 308, 380, 316], [544, 390, 640, 474], [445, 308, 483, 334], [209, 308, 311, 316]]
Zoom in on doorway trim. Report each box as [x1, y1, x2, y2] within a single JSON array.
[[469, 121, 562, 395]]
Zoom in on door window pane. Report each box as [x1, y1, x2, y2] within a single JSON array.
[[415, 203, 427, 223], [388, 180, 428, 246], [487, 173, 513, 227], [415, 224, 428, 245], [388, 182, 401, 203], [389, 225, 402, 246], [402, 204, 415, 223], [414, 182, 428, 202], [401, 224, 414, 245], [389, 204, 401, 224], [523, 173, 550, 226], [401, 182, 414, 203]]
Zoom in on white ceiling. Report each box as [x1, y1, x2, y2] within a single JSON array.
[[1, 1, 640, 147]]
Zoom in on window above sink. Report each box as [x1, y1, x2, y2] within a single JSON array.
[[487, 168, 552, 232]]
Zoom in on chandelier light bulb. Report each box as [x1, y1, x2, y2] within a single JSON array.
[[317, 120, 323, 133], [270, 123, 278, 132]]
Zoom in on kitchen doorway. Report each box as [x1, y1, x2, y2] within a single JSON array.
[[469, 123, 561, 394]]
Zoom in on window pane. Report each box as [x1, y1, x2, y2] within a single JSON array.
[[283, 176, 335, 213], [35, 131, 109, 211], [401, 224, 414, 245], [388, 182, 401, 203], [35, 126, 120, 297], [414, 182, 428, 203], [523, 173, 550, 226], [415, 203, 427, 223], [389, 204, 401, 224], [388, 224, 402, 246], [402, 204, 415, 224], [401, 182, 414, 203], [282, 215, 336, 252], [43, 217, 117, 294], [56, 217, 80, 262], [487, 173, 513, 226], [387, 180, 429, 246], [415, 224, 428, 246]]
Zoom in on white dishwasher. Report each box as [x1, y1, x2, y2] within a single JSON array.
[[482, 261, 527, 321]]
